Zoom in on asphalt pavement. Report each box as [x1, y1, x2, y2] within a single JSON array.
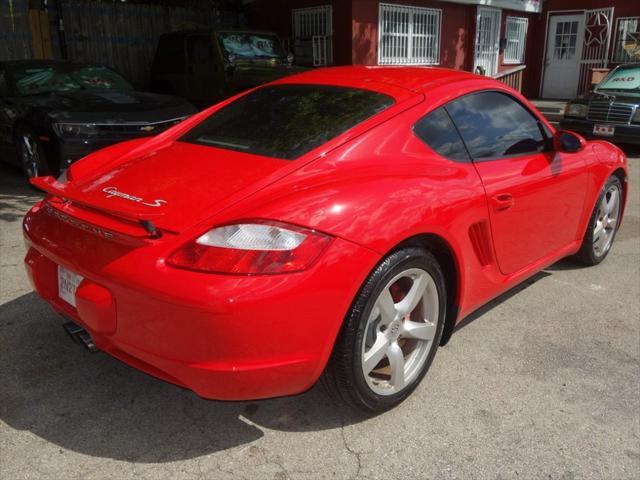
[[1, 153, 639, 480]]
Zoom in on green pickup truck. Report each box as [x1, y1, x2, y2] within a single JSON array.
[[150, 29, 307, 109]]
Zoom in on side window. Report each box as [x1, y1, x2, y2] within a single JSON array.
[[413, 107, 470, 162], [445, 91, 547, 160], [187, 35, 214, 64]]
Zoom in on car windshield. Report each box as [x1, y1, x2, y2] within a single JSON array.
[[596, 65, 640, 95], [10, 64, 132, 96], [217, 32, 285, 59], [180, 84, 395, 160]]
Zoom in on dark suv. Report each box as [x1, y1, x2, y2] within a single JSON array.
[[561, 63, 640, 145], [150, 29, 307, 109]]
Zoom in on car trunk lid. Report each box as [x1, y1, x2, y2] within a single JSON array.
[[32, 141, 288, 233]]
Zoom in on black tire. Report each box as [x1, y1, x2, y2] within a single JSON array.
[[15, 126, 50, 180], [322, 247, 446, 412], [575, 175, 623, 266]]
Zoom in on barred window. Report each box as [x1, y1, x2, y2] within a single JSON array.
[[611, 17, 640, 63], [292, 5, 333, 66], [378, 3, 441, 65], [504, 17, 528, 64], [292, 5, 332, 39]]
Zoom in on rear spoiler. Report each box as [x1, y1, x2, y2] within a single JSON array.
[[31, 176, 168, 237]]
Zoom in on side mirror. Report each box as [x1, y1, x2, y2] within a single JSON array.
[[553, 130, 586, 153]]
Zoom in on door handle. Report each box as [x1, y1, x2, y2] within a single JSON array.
[[491, 193, 515, 212]]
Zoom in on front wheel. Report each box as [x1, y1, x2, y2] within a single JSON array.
[[323, 247, 446, 412], [16, 127, 49, 180], [575, 175, 623, 265]]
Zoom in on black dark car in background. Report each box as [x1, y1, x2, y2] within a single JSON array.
[[0, 60, 197, 180], [150, 29, 306, 109], [561, 63, 640, 145]]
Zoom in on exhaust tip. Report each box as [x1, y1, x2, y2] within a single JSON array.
[[63, 321, 99, 353]]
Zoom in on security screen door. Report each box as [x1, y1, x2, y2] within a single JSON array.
[[474, 7, 501, 76], [542, 14, 585, 99]]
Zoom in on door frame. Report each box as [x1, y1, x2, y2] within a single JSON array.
[[539, 9, 586, 98], [474, 6, 502, 76]]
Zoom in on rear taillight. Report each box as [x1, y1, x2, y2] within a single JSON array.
[[167, 221, 332, 275]]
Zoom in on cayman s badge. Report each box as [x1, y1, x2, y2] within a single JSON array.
[[102, 186, 167, 207]]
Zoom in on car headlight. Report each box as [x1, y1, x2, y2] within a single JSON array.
[[633, 108, 640, 124], [52, 123, 99, 137], [564, 103, 588, 118]]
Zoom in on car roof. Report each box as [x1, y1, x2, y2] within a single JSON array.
[[272, 66, 481, 97]]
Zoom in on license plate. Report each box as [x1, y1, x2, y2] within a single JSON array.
[[57, 265, 83, 307], [593, 124, 615, 137]]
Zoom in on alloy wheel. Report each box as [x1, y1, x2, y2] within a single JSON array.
[[593, 183, 621, 258], [21, 133, 40, 178], [361, 267, 439, 396]]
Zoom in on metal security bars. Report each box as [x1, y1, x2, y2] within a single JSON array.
[[504, 16, 528, 64], [577, 8, 614, 95], [474, 7, 501, 76], [378, 3, 441, 65], [292, 5, 333, 66], [292, 5, 332, 39], [611, 17, 640, 63]]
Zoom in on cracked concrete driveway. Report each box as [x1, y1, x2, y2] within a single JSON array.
[[1, 154, 639, 480]]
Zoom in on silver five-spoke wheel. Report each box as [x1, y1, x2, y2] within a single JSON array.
[[361, 267, 439, 396], [21, 133, 41, 178], [593, 183, 621, 258]]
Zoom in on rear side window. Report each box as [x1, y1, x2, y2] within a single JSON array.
[[445, 91, 546, 160], [414, 107, 470, 162], [181, 85, 395, 160]]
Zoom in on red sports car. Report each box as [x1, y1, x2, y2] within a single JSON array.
[[23, 67, 628, 412]]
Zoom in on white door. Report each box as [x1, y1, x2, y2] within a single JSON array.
[[542, 14, 585, 99], [474, 7, 501, 76]]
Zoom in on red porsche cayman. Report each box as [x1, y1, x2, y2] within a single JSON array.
[[23, 67, 628, 412]]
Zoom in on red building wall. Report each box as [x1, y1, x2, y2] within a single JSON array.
[[351, 0, 477, 70], [528, 0, 640, 98]]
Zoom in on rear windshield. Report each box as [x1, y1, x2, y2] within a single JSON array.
[[180, 85, 395, 160]]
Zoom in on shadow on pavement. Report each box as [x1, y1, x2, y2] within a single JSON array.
[[0, 293, 370, 463]]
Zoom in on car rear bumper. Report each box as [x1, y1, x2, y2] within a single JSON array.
[[559, 118, 640, 145], [23, 201, 380, 400]]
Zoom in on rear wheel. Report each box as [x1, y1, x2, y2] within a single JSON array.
[[575, 175, 623, 265], [323, 247, 445, 412], [16, 127, 49, 180]]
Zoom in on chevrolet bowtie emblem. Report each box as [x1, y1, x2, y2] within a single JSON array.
[[140, 125, 156, 132]]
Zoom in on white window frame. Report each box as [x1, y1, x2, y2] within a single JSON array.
[[291, 5, 333, 66], [504, 16, 528, 64], [292, 5, 333, 39], [378, 3, 441, 66], [611, 16, 640, 63]]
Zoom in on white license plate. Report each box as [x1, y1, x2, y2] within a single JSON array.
[[593, 124, 615, 137], [57, 265, 83, 307]]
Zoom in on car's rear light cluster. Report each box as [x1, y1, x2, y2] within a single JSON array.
[[167, 221, 332, 275]]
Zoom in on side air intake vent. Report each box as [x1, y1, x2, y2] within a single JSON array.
[[468, 221, 494, 266]]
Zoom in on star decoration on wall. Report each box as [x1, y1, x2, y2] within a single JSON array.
[[584, 12, 609, 47]]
